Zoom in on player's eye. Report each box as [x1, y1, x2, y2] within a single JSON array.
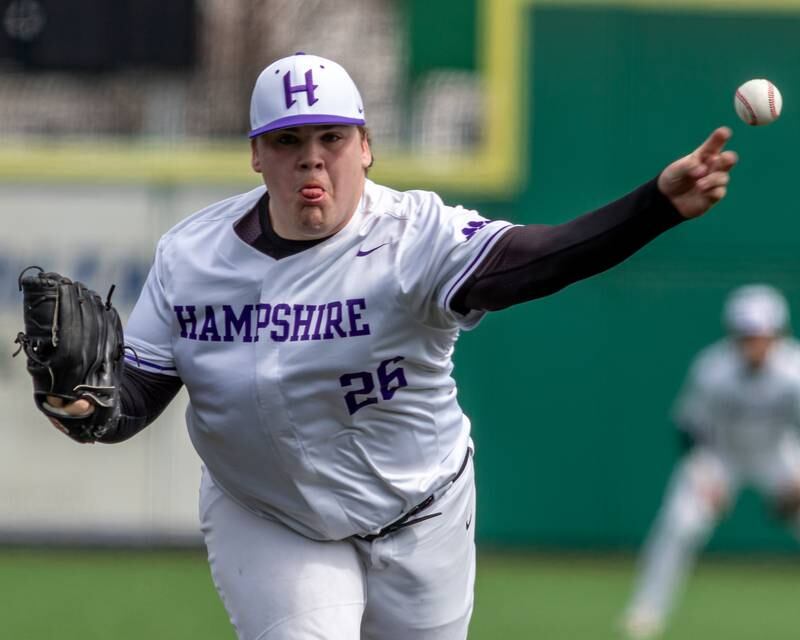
[[321, 131, 343, 143], [275, 134, 298, 145]]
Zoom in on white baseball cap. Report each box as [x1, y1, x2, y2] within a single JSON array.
[[723, 284, 789, 336], [249, 52, 366, 138]]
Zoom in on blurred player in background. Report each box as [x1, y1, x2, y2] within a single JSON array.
[[623, 284, 800, 639], [39, 52, 737, 640]]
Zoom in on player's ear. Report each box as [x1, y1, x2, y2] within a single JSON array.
[[250, 138, 262, 173], [360, 135, 372, 171]]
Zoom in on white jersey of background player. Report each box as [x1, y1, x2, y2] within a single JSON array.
[[42, 52, 739, 640], [623, 285, 800, 639]]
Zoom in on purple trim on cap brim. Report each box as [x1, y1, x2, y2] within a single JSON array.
[[249, 115, 366, 138]]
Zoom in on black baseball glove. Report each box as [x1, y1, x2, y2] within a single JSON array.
[[14, 267, 125, 443]]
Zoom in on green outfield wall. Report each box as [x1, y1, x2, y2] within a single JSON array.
[[409, 2, 800, 551]]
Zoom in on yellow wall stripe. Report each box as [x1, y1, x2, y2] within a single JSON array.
[[1, 0, 798, 192]]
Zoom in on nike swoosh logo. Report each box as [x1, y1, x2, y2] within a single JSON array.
[[356, 242, 389, 257], [466, 513, 472, 530]]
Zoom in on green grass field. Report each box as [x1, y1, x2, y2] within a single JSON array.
[[1, 548, 797, 639]]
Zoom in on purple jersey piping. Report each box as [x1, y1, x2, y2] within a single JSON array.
[[443, 223, 516, 310], [249, 114, 366, 138], [125, 353, 177, 372]]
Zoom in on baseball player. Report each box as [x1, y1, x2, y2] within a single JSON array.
[[36, 53, 737, 639], [622, 285, 800, 639]]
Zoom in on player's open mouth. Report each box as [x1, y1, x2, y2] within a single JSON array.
[[299, 185, 326, 204]]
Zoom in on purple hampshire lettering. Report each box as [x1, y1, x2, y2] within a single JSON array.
[[174, 299, 370, 343], [270, 304, 291, 342], [323, 301, 347, 339], [346, 298, 371, 337], [290, 304, 317, 342], [174, 305, 198, 339], [254, 303, 271, 342], [311, 302, 326, 340], [198, 305, 222, 342], [223, 304, 254, 343]]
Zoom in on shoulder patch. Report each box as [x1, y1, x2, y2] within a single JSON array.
[[461, 219, 490, 240]]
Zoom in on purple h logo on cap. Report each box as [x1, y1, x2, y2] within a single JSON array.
[[284, 69, 319, 109]]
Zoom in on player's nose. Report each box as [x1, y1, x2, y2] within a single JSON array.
[[297, 140, 325, 171]]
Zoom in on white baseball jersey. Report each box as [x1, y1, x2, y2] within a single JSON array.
[[674, 337, 800, 474], [125, 179, 514, 540]]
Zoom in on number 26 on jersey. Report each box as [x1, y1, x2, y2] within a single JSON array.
[[339, 356, 408, 415]]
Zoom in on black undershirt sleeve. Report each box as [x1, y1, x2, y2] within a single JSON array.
[[450, 177, 685, 314], [99, 364, 184, 443]]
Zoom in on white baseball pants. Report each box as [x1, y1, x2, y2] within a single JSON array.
[[626, 438, 800, 625], [199, 460, 476, 640]]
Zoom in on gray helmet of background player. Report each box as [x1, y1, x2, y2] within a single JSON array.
[[723, 284, 790, 369]]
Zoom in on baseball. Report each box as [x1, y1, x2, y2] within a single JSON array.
[[734, 79, 782, 126]]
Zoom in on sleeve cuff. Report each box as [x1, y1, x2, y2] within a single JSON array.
[[645, 175, 686, 228]]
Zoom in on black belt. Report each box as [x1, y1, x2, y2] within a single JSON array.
[[358, 448, 471, 542]]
